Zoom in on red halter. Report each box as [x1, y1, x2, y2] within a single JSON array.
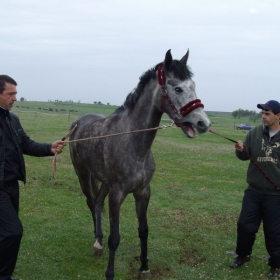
[[157, 65, 204, 125]]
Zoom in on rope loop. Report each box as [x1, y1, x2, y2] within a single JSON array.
[[160, 122, 174, 130]]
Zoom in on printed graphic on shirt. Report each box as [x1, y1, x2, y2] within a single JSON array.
[[257, 139, 280, 164]]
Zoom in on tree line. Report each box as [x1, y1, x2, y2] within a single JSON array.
[[232, 109, 261, 122]]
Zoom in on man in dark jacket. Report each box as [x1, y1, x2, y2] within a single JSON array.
[[0, 75, 66, 280], [230, 100, 280, 278]]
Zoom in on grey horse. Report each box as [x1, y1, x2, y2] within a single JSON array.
[[69, 49, 211, 280]]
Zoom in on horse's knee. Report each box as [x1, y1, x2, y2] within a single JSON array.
[[108, 234, 120, 251], [138, 225, 148, 240]]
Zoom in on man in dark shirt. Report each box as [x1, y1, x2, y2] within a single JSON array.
[[0, 75, 66, 280], [230, 100, 280, 278]]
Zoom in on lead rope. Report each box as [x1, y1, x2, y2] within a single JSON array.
[[63, 124, 173, 143], [209, 129, 280, 191], [52, 122, 174, 179]]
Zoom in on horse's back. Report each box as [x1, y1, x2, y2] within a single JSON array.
[[70, 113, 106, 133]]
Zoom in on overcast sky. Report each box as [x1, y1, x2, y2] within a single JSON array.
[[1, 0, 280, 112]]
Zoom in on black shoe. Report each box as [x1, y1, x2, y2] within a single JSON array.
[[230, 255, 251, 268], [268, 267, 280, 278]]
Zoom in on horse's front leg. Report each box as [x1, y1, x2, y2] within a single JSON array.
[[105, 191, 124, 280], [134, 186, 151, 279]]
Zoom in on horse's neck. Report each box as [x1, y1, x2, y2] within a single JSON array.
[[117, 87, 163, 151], [126, 87, 162, 129]]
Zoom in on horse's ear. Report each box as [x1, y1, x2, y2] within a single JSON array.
[[164, 49, 173, 71], [180, 49, 189, 65]]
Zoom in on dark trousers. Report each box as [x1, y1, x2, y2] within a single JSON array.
[[236, 189, 280, 268], [0, 181, 23, 280]]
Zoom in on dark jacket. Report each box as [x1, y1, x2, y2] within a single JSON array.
[[236, 124, 280, 195], [0, 108, 53, 188]]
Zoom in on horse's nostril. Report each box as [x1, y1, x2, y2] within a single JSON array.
[[196, 120, 211, 131], [197, 121, 206, 129]]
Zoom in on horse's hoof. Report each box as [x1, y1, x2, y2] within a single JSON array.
[[92, 241, 103, 257], [93, 247, 103, 256], [139, 270, 151, 279]]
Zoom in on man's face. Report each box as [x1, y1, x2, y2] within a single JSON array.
[[0, 82, 17, 110], [261, 110, 280, 128]]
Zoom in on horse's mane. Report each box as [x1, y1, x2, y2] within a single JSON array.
[[115, 59, 193, 113]]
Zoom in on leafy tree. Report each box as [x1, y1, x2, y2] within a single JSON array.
[[232, 110, 239, 118], [20, 97, 25, 102]]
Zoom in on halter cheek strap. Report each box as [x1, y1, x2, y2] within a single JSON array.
[[157, 65, 166, 86], [157, 65, 204, 125]]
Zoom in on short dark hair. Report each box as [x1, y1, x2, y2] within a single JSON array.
[[0, 75, 17, 94]]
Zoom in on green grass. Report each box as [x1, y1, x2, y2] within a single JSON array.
[[10, 102, 269, 279]]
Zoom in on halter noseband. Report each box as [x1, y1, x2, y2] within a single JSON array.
[[157, 65, 204, 125]]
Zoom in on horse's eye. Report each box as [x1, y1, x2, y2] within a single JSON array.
[[175, 87, 183, 93]]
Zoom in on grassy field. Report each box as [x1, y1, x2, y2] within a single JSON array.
[[10, 102, 269, 280]]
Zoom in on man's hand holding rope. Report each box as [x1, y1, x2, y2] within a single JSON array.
[[235, 140, 244, 152], [51, 140, 67, 155]]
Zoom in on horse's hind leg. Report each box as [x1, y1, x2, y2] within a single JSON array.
[[76, 172, 106, 256], [92, 183, 109, 256], [133, 186, 151, 279]]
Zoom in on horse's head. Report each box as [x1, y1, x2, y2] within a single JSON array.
[[157, 49, 211, 138]]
